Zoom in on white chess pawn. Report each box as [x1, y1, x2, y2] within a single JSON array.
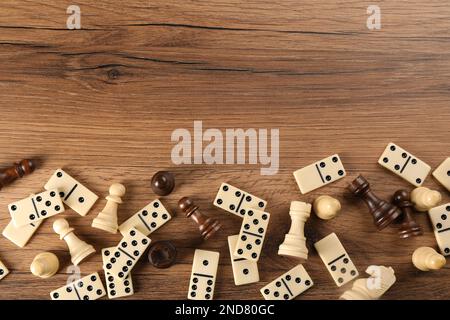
[[30, 252, 59, 279], [313, 195, 341, 220], [92, 183, 126, 234], [411, 187, 442, 212], [412, 247, 446, 271], [278, 201, 311, 259], [53, 218, 95, 266]]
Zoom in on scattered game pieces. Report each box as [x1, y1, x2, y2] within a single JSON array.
[[278, 201, 310, 259], [119, 199, 172, 237], [412, 247, 446, 271], [44, 169, 98, 216], [30, 252, 59, 279], [53, 218, 95, 266], [178, 196, 222, 240], [151, 171, 175, 196], [50, 272, 106, 300], [378, 143, 431, 187], [314, 233, 359, 287], [260, 264, 313, 300], [313, 195, 341, 220], [340, 266, 395, 300], [2, 219, 42, 248], [228, 235, 259, 286], [147, 241, 177, 269], [348, 175, 402, 230], [0, 159, 35, 190], [411, 187, 442, 212], [393, 190, 423, 239], [8, 189, 64, 227], [0, 258, 9, 281], [102, 247, 134, 299], [433, 157, 450, 192], [428, 203, 450, 256], [92, 183, 126, 234], [187, 249, 219, 300], [213, 182, 267, 218], [293, 154, 346, 194]]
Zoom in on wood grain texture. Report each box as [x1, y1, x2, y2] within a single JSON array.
[[0, 0, 449, 300]]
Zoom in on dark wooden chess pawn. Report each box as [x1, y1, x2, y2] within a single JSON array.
[[347, 175, 402, 230], [148, 241, 177, 269], [178, 197, 221, 240], [393, 190, 423, 239], [151, 171, 175, 196], [0, 159, 36, 190]]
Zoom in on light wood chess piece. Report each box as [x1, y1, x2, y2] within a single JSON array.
[[411, 187, 442, 212], [53, 218, 95, 265], [92, 183, 126, 234], [30, 252, 59, 278], [278, 201, 311, 259], [313, 195, 341, 220], [412, 247, 446, 271]]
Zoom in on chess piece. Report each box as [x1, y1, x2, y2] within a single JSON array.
[[412, 247, 446, 271], [341, 266, 396, 300], [348, 175, 402, 230], [30, 252, 59, 279], [148, 241, 177, 268], [411, 187, 442, 212], [178, 197, 221, 240], [393, 190, 423, 239], [151, 171, 175, 196], [0, 159, 35, 190], [92, 183, 125, 234], [313, 195, 341, 220], [53, 218, 95, 265], [278, 201, 311, 259]]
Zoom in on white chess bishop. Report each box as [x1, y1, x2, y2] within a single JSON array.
[[92, 183, 126, 234], [278, 201, 311, 259]]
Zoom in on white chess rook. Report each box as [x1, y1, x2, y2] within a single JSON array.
[[278, 201, 311, 259], [30, 252, 59, 279], [92, 183, 125, 234], [53, 218, 95, 266]]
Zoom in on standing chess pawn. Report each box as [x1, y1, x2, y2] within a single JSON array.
[[313, 195, 341, 220], [278, 201, 311, 259], [151, 171, 175, 196], [412, 247, 446, 271], [178, 197, 221, 240], [30, 252, 59, 279], [393, 190, 423, 239], [348, 175, 402, 230], [411, 187, 442, 212], [92, 183, 126, 234], [0, 159, 35, 190], [53, 218, 95, 265]]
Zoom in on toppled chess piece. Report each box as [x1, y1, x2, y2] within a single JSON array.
[[393, 190, 423, 239], [53, 218, 95, 265], [148, 241, 177, 268], [151, 171, 175, 196], [278, 201, 311, 259], [0, 159, 35, 190], [313, 195, 341, 220], [411, 187, 442, 212], [178, 197, 221, 240], [412, 247, 446, 271], [340, 266, 396, 300], [92, 183, 126, 234], [348, 175, 402, 230], [30, 252, 59, 279]]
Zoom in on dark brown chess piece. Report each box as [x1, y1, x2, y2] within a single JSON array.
[[393, 189, 423, 239], [178, 197, 221, 240], [147, 241, 177, 269], [347, 175, 402, 230], [151, 171, 175, 196], [0, 159, 36, 190]]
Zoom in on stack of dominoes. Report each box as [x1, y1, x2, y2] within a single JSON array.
[[0, 141, 448, 300]]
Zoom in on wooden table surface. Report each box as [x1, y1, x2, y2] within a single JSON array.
[[0, 0, 449, 300]]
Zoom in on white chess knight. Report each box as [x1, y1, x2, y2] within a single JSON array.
[[92, 183, 126, 234], [53, 218, 95, 266], [278, 201, 311, 259]]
